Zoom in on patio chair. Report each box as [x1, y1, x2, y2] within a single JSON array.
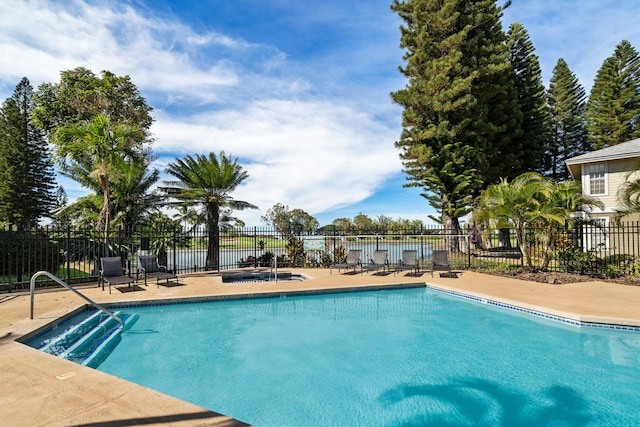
[[138, 255, 178, 288], [430, 250, 452, 277], [100, 256, 135, 294], [330, 249, 362, 274], [361, 250, 389, 274], [394, 250, 419, 276]]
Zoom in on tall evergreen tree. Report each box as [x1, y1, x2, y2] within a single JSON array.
[[390, 0, 522, 245], [546, 58, 588, 181], [506, 22, 551, 174], [0, 78, 56, 228], [585, 40, 640, 149]]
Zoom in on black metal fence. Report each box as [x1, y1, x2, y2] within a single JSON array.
[[2, 221, 640, 292]]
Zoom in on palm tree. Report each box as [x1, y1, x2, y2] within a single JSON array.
[[162, 152, 257, 270], [173, 205, 206, 232], [56, 148, 159, 231], [474, 172, 550, 266], [53, 114, 143, 234], [474, 172, 603, 268], [110, 151, 162, 230], [535, 179, 603, 268]]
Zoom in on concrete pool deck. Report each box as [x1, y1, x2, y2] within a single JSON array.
[[2, 268, 640, 426]]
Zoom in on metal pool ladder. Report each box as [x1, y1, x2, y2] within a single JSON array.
[[30, 271, 122, 323]]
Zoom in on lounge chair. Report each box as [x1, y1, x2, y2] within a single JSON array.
[[330, 249, 362, 274], [394, 250, 419, 276], [361, 250, 389, 274], [100, 256, 135, 294], [138, 255, 178, 288], [430, 250, 452, 277]]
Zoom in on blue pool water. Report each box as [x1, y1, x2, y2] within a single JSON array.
[[90, 288, 640, 426]]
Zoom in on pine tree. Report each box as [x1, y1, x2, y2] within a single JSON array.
[[546, 59, 588, 181], [390, 0, 522, 241], [0, 78, 56, 228], [585, 40, 640, 149], [507, 22, 551, 174]]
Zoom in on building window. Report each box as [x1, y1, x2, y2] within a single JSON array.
[[585, 163, 607, 195]]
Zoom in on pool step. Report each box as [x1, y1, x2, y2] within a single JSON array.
[[37, 310, 105, 354], [82, 314, 139, 368], [34, 311, 138, 368]]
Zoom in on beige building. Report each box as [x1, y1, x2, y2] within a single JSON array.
[[566, 138, 640, 253]]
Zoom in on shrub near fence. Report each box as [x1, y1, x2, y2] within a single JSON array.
[[2, 222, 639, 292]]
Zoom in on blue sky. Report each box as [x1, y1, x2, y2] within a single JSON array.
[[1, 0, 639, 227]]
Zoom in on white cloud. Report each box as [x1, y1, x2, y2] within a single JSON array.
[[0, 0, 241, 101], [152, 99, 401, 225]]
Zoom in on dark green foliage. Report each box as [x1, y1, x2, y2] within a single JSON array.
[[0, 78, 57, 228], [585, 40, 640, 149], [506, 23, 551, 175], [546, 59, 589, 181], [32, 67, 154, 141], [556, 245, 596, 273], [0, 230, 61, 282], [257, 250, 275, 267], [390, 0, 523, 239]]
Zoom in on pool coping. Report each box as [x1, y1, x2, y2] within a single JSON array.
[[5, 270, 640, 427], [426, 285, 640, 331]]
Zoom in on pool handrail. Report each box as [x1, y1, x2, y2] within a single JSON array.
[[30, 271, 122, 323]]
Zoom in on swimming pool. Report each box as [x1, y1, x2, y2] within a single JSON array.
[[65, 287, 639, 426]]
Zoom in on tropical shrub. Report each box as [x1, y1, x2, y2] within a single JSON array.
[[257, 251, 274, 267], [285, 237, 305, 266]]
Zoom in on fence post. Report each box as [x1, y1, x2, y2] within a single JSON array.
[[7, 224, 12, 293], [466, 224, 471, 269], [375, 227, 380, 251], [520, 228, 524, 267], [172, 227, 178, 273], [420, 224, 424, 268], [253, 227, 257, 268], [65, 225, 71, 283]]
